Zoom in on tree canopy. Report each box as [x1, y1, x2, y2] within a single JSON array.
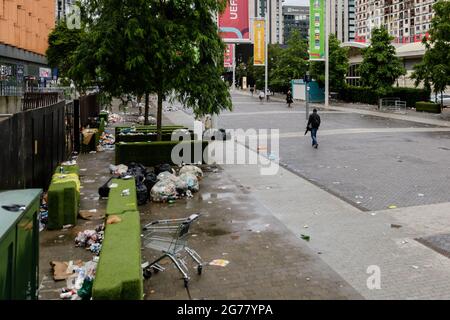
[[412, 0, 450, 106], [358, 27, 406, 95], [47, 0, 232, 137], [309, 34, 349, 91]]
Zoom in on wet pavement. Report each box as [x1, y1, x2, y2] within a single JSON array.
[[38, 102, 361, 300], [218, 93, 450, 211]]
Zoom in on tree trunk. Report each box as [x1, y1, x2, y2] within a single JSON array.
[[157, 91, 163, 141], [144, 92, 150, 125]]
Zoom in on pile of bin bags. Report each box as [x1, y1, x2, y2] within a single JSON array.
[[107, 162, 203, 204], [74, 224, 104, 255], [50, 259, 98, 300]]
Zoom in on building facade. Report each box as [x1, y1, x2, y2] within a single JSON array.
[[355, 0, 437, 43], [0, 0, 55, 96], [329, 0, 356, 42], [255, 0, 284, 44], [282, 5, 309, 41]]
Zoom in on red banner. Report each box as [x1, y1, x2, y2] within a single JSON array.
[[218, 0, 250, 42], [224, 44, 234, 68]]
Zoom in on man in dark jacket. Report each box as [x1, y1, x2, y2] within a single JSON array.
[[306, 109, 321, 148]]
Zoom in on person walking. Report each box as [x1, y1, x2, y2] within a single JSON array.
[[286, 90, 293, 108], [258, 90, 265, 104], [250, 86, 254, 96], [306, 108, 321, 148]]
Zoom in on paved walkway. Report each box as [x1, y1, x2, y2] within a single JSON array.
[[163, 91, 450, 299]]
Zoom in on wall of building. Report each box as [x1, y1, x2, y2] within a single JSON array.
[[355, 0, 436, 43], [0, 0, 55, 56], [283, 5, 309, 41], [256, 0, 284, 44]]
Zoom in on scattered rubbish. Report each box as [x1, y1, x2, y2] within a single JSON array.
[[303, 225, 309, 229], [79, 209, 101, 220], [109, 164, 128, 176], [107, 215, 122, 225], [58, 235, 65, 239], [388, 205, 397, 209], [121, 189, 131, 196], [300, 234, 310, 242], [61, 259, 98, 300], [75, 224, 104, 255], [179, 165, 203, 180], [418, 193, 425, 197], [179, 173, 199, 193], [306, 277, 311, 281], [89, 151, 97, 154], [401, 240, 409, 244], [317, 252, 322, 255], [83, 179, 96, 184], [150, 180, 177, 202], [370, 212, 377, 216], [80, 168, 88, 172], [50, 260, 84, 281], [209, 259, 230, 267], [412, 265, 419, 269], [391, 224, 402, 229], [333, 181, 341, 185], [63, 224, 73, 229]]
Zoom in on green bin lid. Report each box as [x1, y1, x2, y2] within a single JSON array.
[[0, 189, 42, 242]]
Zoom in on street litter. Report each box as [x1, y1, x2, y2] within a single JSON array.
[[61, 160, 77, 166], [179, 165, 203, 180], [178, 173, 199, 193], [50, 260, 84, 281], [74, 224, 104, 255], [209, 259, 229, 267], [107, 215, 122, 225], [150, 180, 177, 202], [109, 164, 128, 176], [79, 210, 101, 220], [304, 225, 309, 229], [300, 234, 310, 242], [388, 205, 397, 209], [412, 265, 419, 269], [391, 224, 402, 229], [121, 189, 131, 196], [60, 259, 98, 300], [418, 193, 425, 197]]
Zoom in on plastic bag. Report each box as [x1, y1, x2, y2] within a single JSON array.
[[155, 163, 173, 175], [150, 180, 177, 202], [179, 173, 199, 193], [179, 165, 203, 180]]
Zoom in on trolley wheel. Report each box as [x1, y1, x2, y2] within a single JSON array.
[[197, 265, 203, 275], [143, 268, 152, 279], [152, 266, 160, 274], [184, 278, 189, 288]]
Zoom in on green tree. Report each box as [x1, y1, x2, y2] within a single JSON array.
[[412, 0, 450, 107], [61, 0, 231, 139], [270, 30, 308, 93], [309, 34, 349, 91], [246, 44, 281, 90], [46, 21, 84, 86], [358, 27, 406, 95]]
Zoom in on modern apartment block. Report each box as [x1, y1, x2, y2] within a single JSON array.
[[255, 0, 284, 44], [0, 0, 55, 95], [282, 5, 309, 41], [329, 0, 356, 43], [355, 0, 437, 43]]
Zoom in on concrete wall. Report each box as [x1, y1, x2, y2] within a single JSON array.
[[0, 96, 22, 114]]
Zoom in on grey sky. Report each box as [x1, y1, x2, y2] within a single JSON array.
[[283, 0, 309, 6]]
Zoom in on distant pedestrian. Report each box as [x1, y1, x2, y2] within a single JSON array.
[[259, 91, 265, 103], [250, 86, 254, 96], [286, 90, 293, 108], [306, 109, 321, 148]]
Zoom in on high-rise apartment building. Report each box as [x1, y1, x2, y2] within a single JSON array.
[[355, 0, 437, 43], [56, 0, 76, 22], [329, 0, 356, 42], [282, 5, 309, 41], [255, 0, 284, 44]]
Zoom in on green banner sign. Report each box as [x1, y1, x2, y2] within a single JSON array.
[[309, 0, 325, 60]]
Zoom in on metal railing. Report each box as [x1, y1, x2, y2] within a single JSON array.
[[379, 97, 407, 114]]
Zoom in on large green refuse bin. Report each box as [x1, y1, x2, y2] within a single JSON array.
[[0, 189, 42, 300]]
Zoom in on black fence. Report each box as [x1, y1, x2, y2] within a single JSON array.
[[22, 92, 59, 111], [0, 100, 72, 190], [79, 94, 100, 128]]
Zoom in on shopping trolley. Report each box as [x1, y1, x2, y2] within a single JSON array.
[[141, 213, 204, 288]]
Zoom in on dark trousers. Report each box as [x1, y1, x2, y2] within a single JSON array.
[[311, 128, 318, 146]]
